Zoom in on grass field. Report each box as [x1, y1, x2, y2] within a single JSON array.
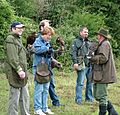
[[0, 68, 120, 115]]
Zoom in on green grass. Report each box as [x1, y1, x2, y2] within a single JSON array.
[[0, 69, 120, 115]]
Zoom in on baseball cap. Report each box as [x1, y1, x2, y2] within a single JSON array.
[[11, 22, 25, 29]]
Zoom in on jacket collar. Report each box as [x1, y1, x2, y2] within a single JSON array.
[[10, 32, 21, 39]]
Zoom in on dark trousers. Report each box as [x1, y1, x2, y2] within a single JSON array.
[[49, 75, 60, 105]]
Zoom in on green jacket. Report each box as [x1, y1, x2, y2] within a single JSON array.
[[70, 36, 89, 66], [4, 33, 28, 88], [90, 39, 117, 83]]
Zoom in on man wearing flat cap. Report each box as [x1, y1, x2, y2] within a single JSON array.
[[89, 28, 118, 115], [4, 21, 30, 115]]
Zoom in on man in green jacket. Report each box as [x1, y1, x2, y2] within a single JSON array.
[[4, 22, 30, 115], [89, 28, 118, 115]]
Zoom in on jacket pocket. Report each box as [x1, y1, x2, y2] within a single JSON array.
[[93, 64, 103, 82]]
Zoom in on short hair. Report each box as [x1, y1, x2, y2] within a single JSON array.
[[39, 19, 50, 30], [79, 26, 88, 32], [41, 26, 55, 35]]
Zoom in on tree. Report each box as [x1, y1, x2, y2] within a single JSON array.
[[6, 0, 37, 20], [76, 0, 120, 56], [0, 0, 15, 59]]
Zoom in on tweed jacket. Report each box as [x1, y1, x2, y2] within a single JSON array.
[[90, 39, 117, 83]]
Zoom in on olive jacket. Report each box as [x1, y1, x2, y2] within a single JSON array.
[[4, 33, 28, 88], [90, 39, 117, 83]]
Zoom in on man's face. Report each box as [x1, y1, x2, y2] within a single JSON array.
[[80, 28, 88, 39], [97, 34, 100, 41], [12, 27, 24, 36], [97, 34, 105, 43]]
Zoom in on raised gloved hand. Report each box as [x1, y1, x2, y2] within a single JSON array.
[[18, 71, 26, 79], [49, 46, 53, 52], [47, 47, 54, 56], [51, 58, 62, 69]]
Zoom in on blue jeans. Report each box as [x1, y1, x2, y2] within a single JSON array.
[[34, 81, 50, 112], [75, 66, 93, 102], [49, 74, 60, 105]]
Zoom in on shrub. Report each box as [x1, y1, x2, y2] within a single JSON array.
[[53, 12, 106, 69]]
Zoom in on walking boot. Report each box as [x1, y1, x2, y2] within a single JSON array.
[[99, 105, 107, 115], [107, 101, 118, 115]]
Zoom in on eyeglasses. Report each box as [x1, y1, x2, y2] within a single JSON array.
[[16, 27, 25, 29]]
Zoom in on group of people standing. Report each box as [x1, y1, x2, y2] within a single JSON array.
[[4, 19, 118, 115], [70, 27, 118, 115], [4, 20, 65, 115]]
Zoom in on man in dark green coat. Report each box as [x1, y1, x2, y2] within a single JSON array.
[[4, 22, 30, 115], [89, 28, 118, 115]]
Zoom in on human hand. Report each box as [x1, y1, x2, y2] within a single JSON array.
[[48, 47, 53, 54], [18, 71, 26, 79], [28, 44, 33, 48], [73, 64, 79, 70]]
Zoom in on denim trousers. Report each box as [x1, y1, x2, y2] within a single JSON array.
[[8, 84, 30, 115], [75, 66, 93, 102], [49, 74, 60, 105], [34, 81, 50, 112]]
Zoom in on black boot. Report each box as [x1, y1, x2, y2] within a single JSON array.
[[107, 101, 118, 115], [99, 105, 107, 115]]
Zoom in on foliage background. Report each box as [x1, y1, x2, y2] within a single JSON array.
[[0, 0, 120, 114], [0, 0, 120, 68]]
